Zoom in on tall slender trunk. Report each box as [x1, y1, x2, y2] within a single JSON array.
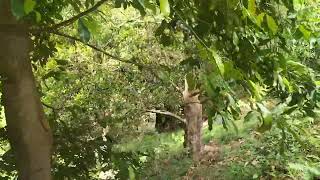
[[0, 1, 53, 179], [183, 79, 202, 162]]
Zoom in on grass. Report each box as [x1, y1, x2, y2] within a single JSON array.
[[114, 116, 320, 180]]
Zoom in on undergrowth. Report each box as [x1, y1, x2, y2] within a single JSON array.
[[114, 116, 320, 180]]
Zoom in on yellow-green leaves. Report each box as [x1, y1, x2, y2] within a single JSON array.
[[282, 77, 293, 93], [244, 1, 278, 35], [82, 17, 100, 36], [256, 103, 273, 133], [160, 0, 170, 17], [248, 0, 256, 15], [24, 0, 36, 14], [299, 25, 311, 40], [256, 13, 265, 27], [248, 80, 265, 101], [293, 0, 305, 11], [35, 11, 41, 22], [266, 15, 278, 35]]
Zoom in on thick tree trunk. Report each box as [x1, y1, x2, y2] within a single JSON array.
[[0, 1, 53, 179], [183, 80, 202, 162]]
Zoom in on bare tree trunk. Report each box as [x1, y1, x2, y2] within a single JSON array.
[[183, 79, 202, 162], [0, 1, 53, 179]]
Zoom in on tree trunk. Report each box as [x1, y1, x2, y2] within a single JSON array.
[[0, 1, 53, 179], [183, 79, 202, 162]]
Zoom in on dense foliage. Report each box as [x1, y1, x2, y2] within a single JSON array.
[[0, 0, 320, 179]]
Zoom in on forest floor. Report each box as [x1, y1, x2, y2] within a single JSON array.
[[116, 116, 320, 180]]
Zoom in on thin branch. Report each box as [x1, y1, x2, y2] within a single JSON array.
[[97, 10, 109, 23], [49, 0, 108, 31], [146, 109, 186, 123], [51, 31, 144, 67], [42, 102, 62, 111]]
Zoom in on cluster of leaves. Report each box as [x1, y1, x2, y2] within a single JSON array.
[[153, 0, 320, 137]]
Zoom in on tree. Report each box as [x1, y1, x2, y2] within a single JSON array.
[[0, 1, 53, 179], [1, 0, 320, 178], [0, 0, 111, 178]]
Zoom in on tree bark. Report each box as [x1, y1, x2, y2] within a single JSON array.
[[183, 79, 202, 162], [0, 1, 53, 179]]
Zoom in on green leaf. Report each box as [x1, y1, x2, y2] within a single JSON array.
[[131, 0, 146, 16], [244, 110, 261, 123], [298, 25, 311, 40], [78, 18, 91, 42], [128, 166, 136, 180], [293, 0, 305, 11], [256, 103, 273, 132], [287, 60, 308, 74], [248, 80, 264, 100], [160, 0, 170, 17], [248, 0, 256, 15], [256, 13, 265, 27], [10, 0, 25, 19], [211, 50, 224, 76], [24, 0, 36, 15], [34, 10, 41, 22], [82, 16, 100, 36], [282, 77, 293, 93], [266, 15, 278, 35]]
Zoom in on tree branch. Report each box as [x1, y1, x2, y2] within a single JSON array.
[[51, 31, 144, 67], [49, 0, 108, 30], [42, 102, 62, 111], [146, 109, 186, 123]]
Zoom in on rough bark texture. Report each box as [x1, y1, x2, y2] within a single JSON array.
[[183, 79, 203, 162], [0, 1, 53, 179]]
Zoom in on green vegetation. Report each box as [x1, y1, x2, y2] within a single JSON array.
[[0, 0, 320, 179], [115, 116, 320, 179]]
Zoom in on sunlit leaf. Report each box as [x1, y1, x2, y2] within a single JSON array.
[[34, 11, 41, 22], [256, 103, 272, 133], [24, 0, 36, 15], [160, 0, 170, 17], [256, 13, 265, 27], [248, 80, 264, 100], [293, 0, 305, 11], [282, 77, 293, 93], [248, 0, 256, 15], [82, 16, 100, 36], [266, 15, 278, 35], [299, 25, 311, 40]]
